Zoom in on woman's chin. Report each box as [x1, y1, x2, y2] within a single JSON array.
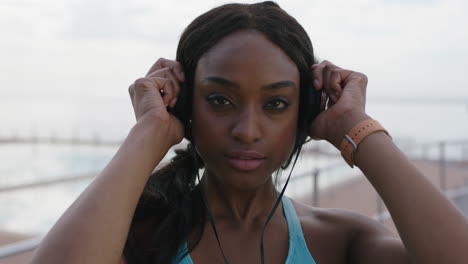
[[206, 171, 274, 192]]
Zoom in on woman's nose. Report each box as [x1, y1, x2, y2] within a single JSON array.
[[231, 107, 261, 144]]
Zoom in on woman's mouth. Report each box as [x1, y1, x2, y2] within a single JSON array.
[[225, 150, 266, 171]]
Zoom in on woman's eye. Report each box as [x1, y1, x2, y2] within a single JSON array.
[[207, 95, 231, 106], [266, 99, 289, 111]]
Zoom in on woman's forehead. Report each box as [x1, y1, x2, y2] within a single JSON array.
[[195, 30, 299, 84]]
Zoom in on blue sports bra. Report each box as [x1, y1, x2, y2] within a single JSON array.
[[172, 196, 316, 263]]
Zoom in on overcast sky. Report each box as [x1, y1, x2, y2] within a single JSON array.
[[1, 0, 467, 102]]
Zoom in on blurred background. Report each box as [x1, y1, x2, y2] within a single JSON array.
[[1, 0, 468, 262]]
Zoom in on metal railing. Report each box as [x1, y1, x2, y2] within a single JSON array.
[[284, 139, 468, 228], [0, 237, 43, 258]]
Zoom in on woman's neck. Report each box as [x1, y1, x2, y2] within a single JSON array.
[[200, 172, 281, 224]]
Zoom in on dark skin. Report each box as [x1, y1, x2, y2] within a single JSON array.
[[134, 30, 468, 264], [129, 30, 400, 264], [178, 30, 404, 263], [29, 29, 468, 264], [187, 30, 297, 264]]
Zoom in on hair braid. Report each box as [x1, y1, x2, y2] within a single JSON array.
[[123, 143, 205, 264]]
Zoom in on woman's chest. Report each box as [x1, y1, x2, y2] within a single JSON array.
[[300, 218, 353, 264], [188, 221, 289, 264]]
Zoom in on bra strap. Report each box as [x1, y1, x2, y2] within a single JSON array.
[[282, 196, 303, 239]]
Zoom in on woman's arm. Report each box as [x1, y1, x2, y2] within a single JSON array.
[[30, 58, 184, 264], [350, 121, 468, 264], [310, 60, 468, 264], [30, 118, 173, 264]]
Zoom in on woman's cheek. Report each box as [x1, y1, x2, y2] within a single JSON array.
[[276, 123, 298, 164]]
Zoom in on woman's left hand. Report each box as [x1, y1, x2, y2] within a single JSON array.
[[308, 60, 371, 149]]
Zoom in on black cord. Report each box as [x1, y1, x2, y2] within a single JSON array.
[[199, 182, 231, 264], [190, 142, 230, 264], [259, 148, 301, 264]]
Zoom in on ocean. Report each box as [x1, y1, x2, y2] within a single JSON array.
[[1, 95, 468, 236]]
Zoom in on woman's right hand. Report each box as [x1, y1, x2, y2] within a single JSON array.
[[128, 57, 186, 147]]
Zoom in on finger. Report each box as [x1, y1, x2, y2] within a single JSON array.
[[340, 71, 368, 107], [152, 77, 169, 106], [147, 66, 183, 107], [339, 69, 360, 88], [131, 77, 167, 120], [146, 67, 181, 107], [322, 64, 333, 102], [166, 72, 181, 108], [148, 73, 179, 108], [128, 83, 136, 110], [146, 58, 168, 76], [146, 58, 185, 82], [171, 63, 185, 82], [311, 63, 323, 90], [148, 67, 182, 108], [133, 76, 166, 97], [329, 70, 343, 102], [312, 60, 338, 90]]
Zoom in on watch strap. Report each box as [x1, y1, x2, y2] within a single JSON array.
[[340, 119, 390, 168]]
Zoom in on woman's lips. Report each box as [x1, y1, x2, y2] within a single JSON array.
[[226, 156, 265, 171], [225, 150, 266, 171]]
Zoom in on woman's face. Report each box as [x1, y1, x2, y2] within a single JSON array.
[[192, 30, 300, 190]]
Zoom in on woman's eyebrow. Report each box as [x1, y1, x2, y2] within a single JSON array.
[[202, 76, 296, 90]]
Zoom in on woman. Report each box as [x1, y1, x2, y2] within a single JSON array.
[[31, 2, 468, 264]]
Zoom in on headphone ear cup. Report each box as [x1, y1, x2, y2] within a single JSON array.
[[300, 74, 321, 132], [170, 82, 193, 140], [308, 81, 322, 125]]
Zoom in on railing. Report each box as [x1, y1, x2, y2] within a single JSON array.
[[0, 173, 95, 193], [1, 139, 468, 259], [285, 139, 468, 231], [0, 135, 122, 147], [0, 237, 43, 258]]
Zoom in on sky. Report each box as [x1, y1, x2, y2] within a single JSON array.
[[0, 0, 468, 144], [1, 0, 467, 102]]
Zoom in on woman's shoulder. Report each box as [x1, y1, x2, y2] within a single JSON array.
[[289, 198, 360, 241], [290, 198, 388, 230], [288, 198, 400, 262]]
